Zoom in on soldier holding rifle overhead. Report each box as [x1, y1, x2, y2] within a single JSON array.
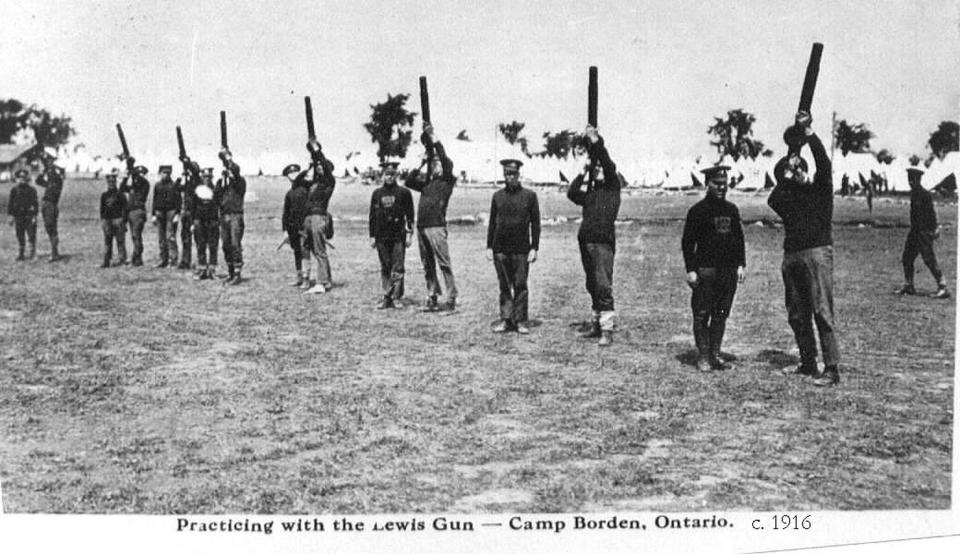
[[35, 148, 65, 262], [300, 139, 336, 295], [216, 111, 246, 285], [176, 127, 201, 270], [370, 160, 414, 309], [120, 164, 150, 267]]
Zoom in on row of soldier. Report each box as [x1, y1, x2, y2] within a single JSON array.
[[6, 112, 950, 388]]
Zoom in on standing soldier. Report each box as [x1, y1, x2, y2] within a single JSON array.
[[120, 164, 150, 266], [193, 168, 220, 280], [176, 158, 201, 270], [7, 168, 38, 261], [406, 124, 458, 311], [152, 165, 181, 268], [566, 125, 622, 346], [768, 111, 840, 387], [281, 163, 309, 287], [35, 151, 65, 262], [486, 159, 540, 333], [99, 172, 127, 267], [369, 160, 414, 309], [681, 165, 746, 372], [301, 141, 336, 295], [897, 167, 950, 299], [216, 149, 246, 284]]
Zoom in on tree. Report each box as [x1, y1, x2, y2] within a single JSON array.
[[497, 120, 531, 156], [537, 130, 588, 160], [363, 93, 417, 162], [927, 121, 959, 160], [833, 119, 873, 156], [874, 148, 895, 164], [706, 109, 767, 162], [0, 99, 76, 154]]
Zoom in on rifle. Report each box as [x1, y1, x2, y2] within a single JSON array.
[[588, 66, 598, 128], [784, 43, 824, 153], [419, 76, 431, 125], [116, 123, 135, 173], [218, 111, 234, 182], [304, 96, 323, 166]]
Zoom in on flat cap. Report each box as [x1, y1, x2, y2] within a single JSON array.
[[135, 165, 149, 175], [700, 165, 730, 183], [380, 160, 400, 170], [158, 165, 173, 173], [500, 158, 524, 171], [282, 163, 301, 177], [13, 168, 29, 178]]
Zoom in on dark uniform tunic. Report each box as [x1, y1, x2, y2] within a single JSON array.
[[100, 187, 127, 265], [193, 182, 220, 268], [567, 137, 621, 323], [767, 133, 839, 369], [8, 182, 38, 258], [282, 174, 311, 273], [488, 185, 540, 324], [120, 173, 150, 265], [370, 182, 414, 299], [681, 195, 745, 363], [302, 157, 337, 288], [153, 178, 182, 265], [177, 162, 201, 268], [406, 140, 458, 303], [35, 167, 64, 255]]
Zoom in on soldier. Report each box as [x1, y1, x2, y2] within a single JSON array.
[[768, 111, 840, 387], [301, 141, 336, 295], [281, 163, 309, 287], [487, 159, 540, 333], [406, 123, 458, 311], [566, 125, 622, 346], [99, 172, 127, 268], [192, 167, 220, 280], [176, 157, 202, 270], [152, 165, 181, 268], [897, 167, 950, 299], [120, 163, 150, 266], [215, 149, 246, 284], [7, 168, 38, 261], [35, 151, 65, 262], [681, 165, 746, 372], [369, 160, 414, 309]]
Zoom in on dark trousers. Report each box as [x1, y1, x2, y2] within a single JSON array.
[[418, 226, 457, 301], [194, 218, 219, 267], [781, 245, 840, 368], [902, 229, 944, 286], [14, 216, 37, 257], [494, 252, 530, 324], [180, 211, 193, 266], [101, 218, 127, 264], [41, 201, 59, 255], [220, 213, 244, 271], [287, 228, 304, 272], [691, 267, 738, 361], [127, 208, 146, 263], [376, 239, 406, 299], [578, 239, 615, 313], [156, 209, 179, 264]]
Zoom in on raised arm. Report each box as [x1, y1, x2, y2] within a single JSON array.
[[567, 173, 586, 206]]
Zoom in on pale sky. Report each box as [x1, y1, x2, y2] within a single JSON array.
[[1, 0, 957, 169]]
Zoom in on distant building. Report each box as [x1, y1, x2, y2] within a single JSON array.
[[0, 143, 41, 181]]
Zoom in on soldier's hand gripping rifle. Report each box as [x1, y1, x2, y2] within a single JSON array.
[[783, 43, 824, 154], [116, 123, 135, 174]]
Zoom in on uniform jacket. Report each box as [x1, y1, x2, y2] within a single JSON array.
[[487, 185, 541, 254], [369, 183, 414, 241], [681, 195, 746, 272], [567, 137, 622, 247], [8, 183, 39, 217], [406, 141, 456, 228], [767, 134, 833, 253]]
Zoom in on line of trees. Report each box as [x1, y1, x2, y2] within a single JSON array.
[[0, 98, 76, 158]]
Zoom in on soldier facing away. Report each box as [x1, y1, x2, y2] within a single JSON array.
[[487, 158, 540, 334], [152, 164, 182, 268], [192, 168, 220, 280], [7, 168, 38, 261], [369, 160, 414, 309], [120, 163, 150, 266], [99, 172, 128, 267], [897, 167, 950, 299], [406, 123, 458, 311], [566, 125, 622, 346], [35, 151, 65, 262], [681, 165, 746, 372], [768, 110, 840, 387]]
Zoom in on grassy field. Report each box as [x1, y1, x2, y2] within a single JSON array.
[[0, 176, 954, 512]]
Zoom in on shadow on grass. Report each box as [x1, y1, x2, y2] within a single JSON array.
[[755, 349, 799, 369], [675, 349, 740, 367]]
